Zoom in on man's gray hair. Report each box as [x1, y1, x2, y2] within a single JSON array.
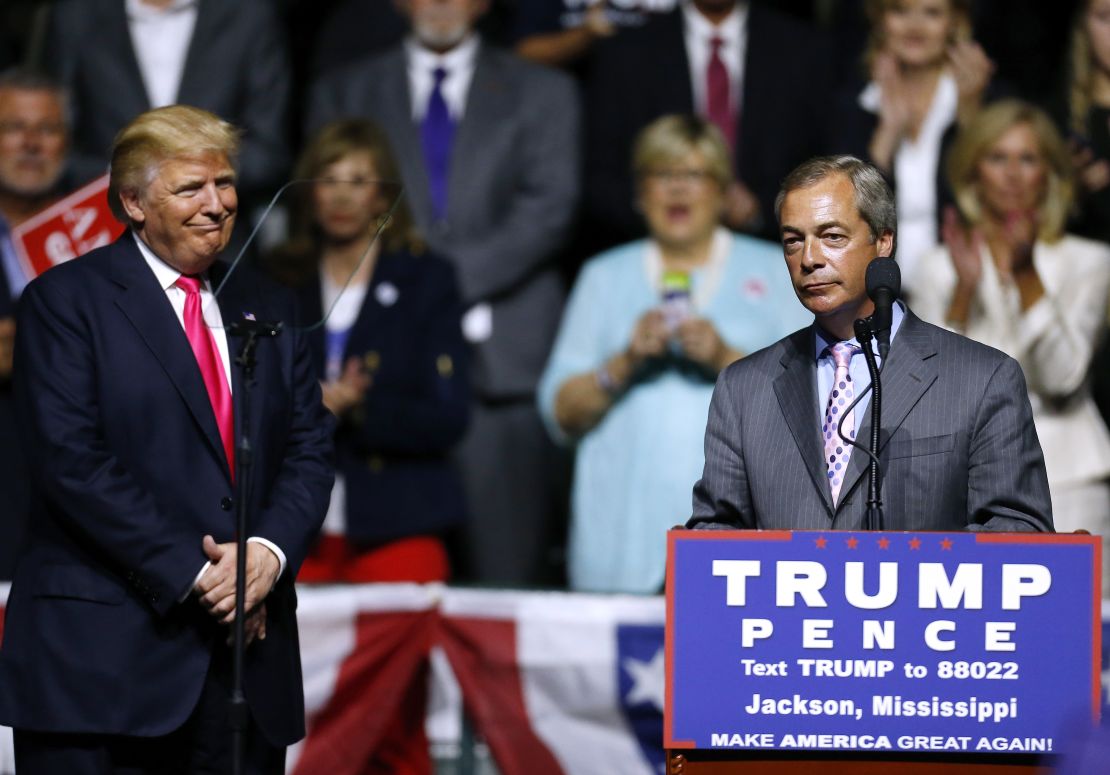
[[0, 67, 70, 125], [774, 155, 897, 245]]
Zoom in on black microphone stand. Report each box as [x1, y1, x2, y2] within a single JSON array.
[[225, 317, 283, 775], [853, 318, 884, 531]]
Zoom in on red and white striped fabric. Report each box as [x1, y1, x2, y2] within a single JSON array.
[[0, 584, 669, 774], [437, 588, 666, 775]]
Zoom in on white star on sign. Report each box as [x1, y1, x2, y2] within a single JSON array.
[[623, 648, 665, 712]]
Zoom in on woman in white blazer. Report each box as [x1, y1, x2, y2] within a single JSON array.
[[914, 99, 1110, 594]]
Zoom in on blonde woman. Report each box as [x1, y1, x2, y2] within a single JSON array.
[[537, 115, 808, 594], [913, 100, 1110, 594], [1065, 0, 1110, 241], [830, 0, 995, 293]]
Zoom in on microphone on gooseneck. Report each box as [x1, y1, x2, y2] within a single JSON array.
[[866, 257, 901, 362]]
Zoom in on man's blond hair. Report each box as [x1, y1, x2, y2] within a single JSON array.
[[109, 105, 241, 224]]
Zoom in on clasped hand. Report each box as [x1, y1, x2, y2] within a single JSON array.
[[194, 535, 280, 645], [628, 309, 727, 371]]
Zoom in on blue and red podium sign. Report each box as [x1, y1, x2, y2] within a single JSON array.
[[665, 531, 1101, 755]]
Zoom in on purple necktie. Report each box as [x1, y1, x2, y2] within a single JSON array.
[[422, 66, 455, 221], [823, 341, 860, 505]]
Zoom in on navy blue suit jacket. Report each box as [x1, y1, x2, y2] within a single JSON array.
[[298, 248, 470, 543], [0, 256, 28, 581], [0, 235, 334, 745]]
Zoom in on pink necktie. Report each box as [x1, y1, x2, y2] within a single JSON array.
[[176, 275, 234, 479], [706, 36, 736, 155], [823, 342, 860, 505]]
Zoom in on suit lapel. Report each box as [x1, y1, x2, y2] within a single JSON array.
[[110, 238, 229, 477], [99, 0, 151, 111], [447, 48, 505, 222], [381, 51, 433, 225], [738, 5, 773, 175], [209, 260, 263, 481], [838, 311, 939, 508], [657, 12, 696, 113], [773, 330, 834, 516], [177, 0, 226, 105]]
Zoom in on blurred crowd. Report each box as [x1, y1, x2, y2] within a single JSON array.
[[3, 0, 1110, 605]]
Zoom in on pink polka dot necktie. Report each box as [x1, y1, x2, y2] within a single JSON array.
[[176, 275, 235, 479], [823, 341, 860, 505]]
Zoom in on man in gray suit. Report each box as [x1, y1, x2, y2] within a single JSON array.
[[690, 155, 1053, 532], [308, 0, 580, 583]]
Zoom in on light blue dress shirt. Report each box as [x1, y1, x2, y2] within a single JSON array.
[[813, 301, 906, 425]]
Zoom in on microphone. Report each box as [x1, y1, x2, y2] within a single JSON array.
[[866, 257, 901, 361]]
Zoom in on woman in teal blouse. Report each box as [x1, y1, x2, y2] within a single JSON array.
[[538, 115, 810, 594]]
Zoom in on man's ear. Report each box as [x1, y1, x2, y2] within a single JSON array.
[[119, 188, 145, 226], [876, 229, 895, 259]]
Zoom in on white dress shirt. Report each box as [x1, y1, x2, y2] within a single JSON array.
[[132, 232, 287, 594], [912, 234, 1110, 490], [859, 73, 958, 289], [126, 0, 199, 108], [318, 273, 370, 537], [682, 0, 747, 118], [405, 34, 481, 122]]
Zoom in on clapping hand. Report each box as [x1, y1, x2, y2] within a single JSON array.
[[1071, 140, 1110, 194], [583, 1, 615, 38], [722, 181, 761, 232], [320, 357, 371, 416], [941, 206, 984, 289], [0, 318, 14, 380], [873, 52, 913, 141], [998, 210, 1037, 277], [948, 39, 994, 117]]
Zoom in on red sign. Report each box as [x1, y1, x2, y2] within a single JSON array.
[[11, 174, 125, 278]]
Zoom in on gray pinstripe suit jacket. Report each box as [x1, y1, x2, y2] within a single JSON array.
[[690, 309, 1053, 532]]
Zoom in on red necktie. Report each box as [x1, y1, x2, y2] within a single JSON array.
[[706, 36, 737, 156], [176, 275, 235, 478]]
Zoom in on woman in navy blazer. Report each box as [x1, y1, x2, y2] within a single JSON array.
[[268, 119, 470, 586]]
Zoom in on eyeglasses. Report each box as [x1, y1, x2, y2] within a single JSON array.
[[644, 168, 716, 185], [0, 121, 66, 139]]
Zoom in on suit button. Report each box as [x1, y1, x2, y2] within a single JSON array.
[[221, 497, 234, 511], [368, 455, 384, 473]]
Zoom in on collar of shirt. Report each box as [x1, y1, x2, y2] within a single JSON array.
[[405, 34, 481, 122], [133, 230, 234, 391], [813, 300, 906, 421], [126, 0, 199, 108], [133, 230, 193, 290], [682, 0, 747, 115]]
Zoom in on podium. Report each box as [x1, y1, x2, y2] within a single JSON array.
[[664, 530, 1100, 773]]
